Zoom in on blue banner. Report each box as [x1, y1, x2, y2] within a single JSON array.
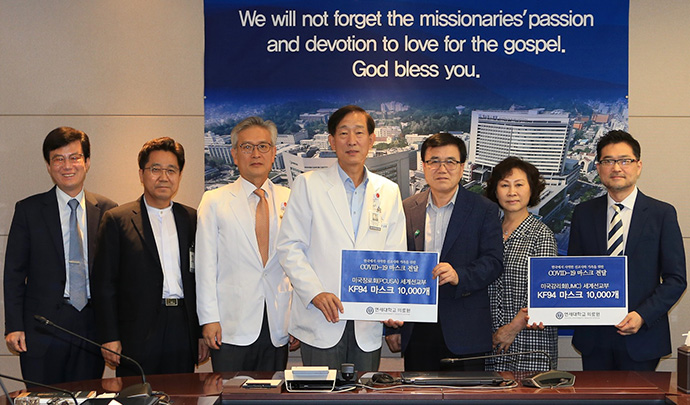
[[340, 249, 438, 322], [528, 256, 628, 325]]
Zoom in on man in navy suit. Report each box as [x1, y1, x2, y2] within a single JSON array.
[[386, 133, 503, 371], [568, 130, 686, 370], [4, 127, 117, 385]]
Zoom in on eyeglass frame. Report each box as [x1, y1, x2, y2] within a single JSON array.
[[423, 158, 462, 170], [596, 158, 638, 167], [236, 142, 274, 154], [50, 153, 85, 166], [143, 165, 180, 177]]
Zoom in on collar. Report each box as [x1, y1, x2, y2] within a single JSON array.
[[239, 175, 271, 198], [427, 186, 459, 209], [607, 186, 638, 211], [143, 195, 173, 213], [336, 162, 369, 188], [56, 187, 85, 209]]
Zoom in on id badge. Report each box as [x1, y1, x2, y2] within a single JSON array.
[[369, 210, 382, 231], [189, 247, 195, 273]]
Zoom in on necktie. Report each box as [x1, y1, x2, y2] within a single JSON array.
[[68, 199, 88, 311], [254, 189, 269, 266], [607, 203, 625, 256]]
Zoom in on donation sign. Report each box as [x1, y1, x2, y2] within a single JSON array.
[[528, 256, 628, 325], [340, 250, 438, 322]]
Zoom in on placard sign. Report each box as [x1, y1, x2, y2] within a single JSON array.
[[528, 256, 627, 326], [340, 250, 438, 322]]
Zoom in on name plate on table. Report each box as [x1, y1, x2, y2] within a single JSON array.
[[528, 256, 628, 326], [339, 250, 438, 322]]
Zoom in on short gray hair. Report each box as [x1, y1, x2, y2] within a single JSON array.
[[231, 116, 278, 147]]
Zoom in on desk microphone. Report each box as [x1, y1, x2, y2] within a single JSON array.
[[0, 373, 78, 405], [34, 315, 152, 398], [441, 350, 575, 388]]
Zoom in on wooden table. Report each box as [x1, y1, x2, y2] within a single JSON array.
[[1, 371, 687, 404]]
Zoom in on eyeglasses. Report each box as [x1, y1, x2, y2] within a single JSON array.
[[50, 153, 84, 166], [424, 158, 461, 170], [237, 142, 273, 154], [144, 165, 179, 177], [597, 158, 637, 167]]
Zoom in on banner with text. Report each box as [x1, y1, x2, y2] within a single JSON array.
[[528, 256, 628, 326], [340, 249, 439, 322]]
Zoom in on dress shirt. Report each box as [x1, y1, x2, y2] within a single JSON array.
[[424, 187, 459, 254], [144, 197, 183, 298], [336, 163, 369, 239], [239, 176, 278, 259], [56, 187, 90, 298], [606, 186, 638, 254]]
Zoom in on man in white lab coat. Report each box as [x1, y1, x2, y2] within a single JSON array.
[[195, 117, 295, 371], [277, 105, 407, 371]]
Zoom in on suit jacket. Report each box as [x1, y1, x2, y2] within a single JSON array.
[[568, 191, 686, 361], [398, 187, 504, 355], [276, 164, 407, 352], [4, 187, 117, 357], [195, 179, 292, 347], [91, 197, 200, 363]]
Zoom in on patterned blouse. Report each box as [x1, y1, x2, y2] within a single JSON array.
[[487, 214, 558, 371]]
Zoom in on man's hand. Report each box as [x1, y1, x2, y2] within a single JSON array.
[[432, 262, 459, 286], [382, 319, 404, 328], [385, 334, 402, 353], [202, 322, 222, 350], [5, 331, 27, 353], [616, 311, 644, 336], [289, 335, 301, 351], [198, 338, 210, 364], [102, 341, 122, 367], [311, 292, 344, 323]]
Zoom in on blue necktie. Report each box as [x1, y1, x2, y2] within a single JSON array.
[[68, 199, 87, 311], [607, 203, 625, 256]]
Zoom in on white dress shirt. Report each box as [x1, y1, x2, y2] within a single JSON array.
[[144, 197, 183, 298]]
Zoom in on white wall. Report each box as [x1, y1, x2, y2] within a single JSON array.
[[1, 0, 689, 391]]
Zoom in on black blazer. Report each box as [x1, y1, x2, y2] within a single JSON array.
[[398, 187, 504, 355], [568, 191, 687, 361], [91, 197, 200, 363], [3, 187, 117, 356]]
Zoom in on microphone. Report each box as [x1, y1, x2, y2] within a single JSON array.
[[34, 315, 152, 398], [441, 350, 575, 388], [0, 373, 77, 405]]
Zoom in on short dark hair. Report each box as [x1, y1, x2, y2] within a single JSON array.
[[421, 133, 467, 163], [596, 130, 641, 161], [486, 156, 545, 207], [42, 127, 90, 162], [328, 105, 375, 135], [137, 137, 185, 171]]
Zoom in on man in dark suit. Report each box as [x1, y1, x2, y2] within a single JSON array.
[[386, 133, 503, 371], [568, 130, 686, 371], [4, 127, 117, 385], [92, 137, 208, 376]]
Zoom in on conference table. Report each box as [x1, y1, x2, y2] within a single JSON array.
[[2, 371, 689, 404]]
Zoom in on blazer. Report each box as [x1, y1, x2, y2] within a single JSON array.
[[398, 187, 504, 355], [195, 179, 292, 347], [276, 163, 407, 352], [4, 187, 117, 357], [568, 191, 686, 361], [91, 197, 200, 363]]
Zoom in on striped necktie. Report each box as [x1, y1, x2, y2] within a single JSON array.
[[607, 203, 625, 256]]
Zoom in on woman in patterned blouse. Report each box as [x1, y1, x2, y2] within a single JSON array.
[[485, 157, 558, 371]]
